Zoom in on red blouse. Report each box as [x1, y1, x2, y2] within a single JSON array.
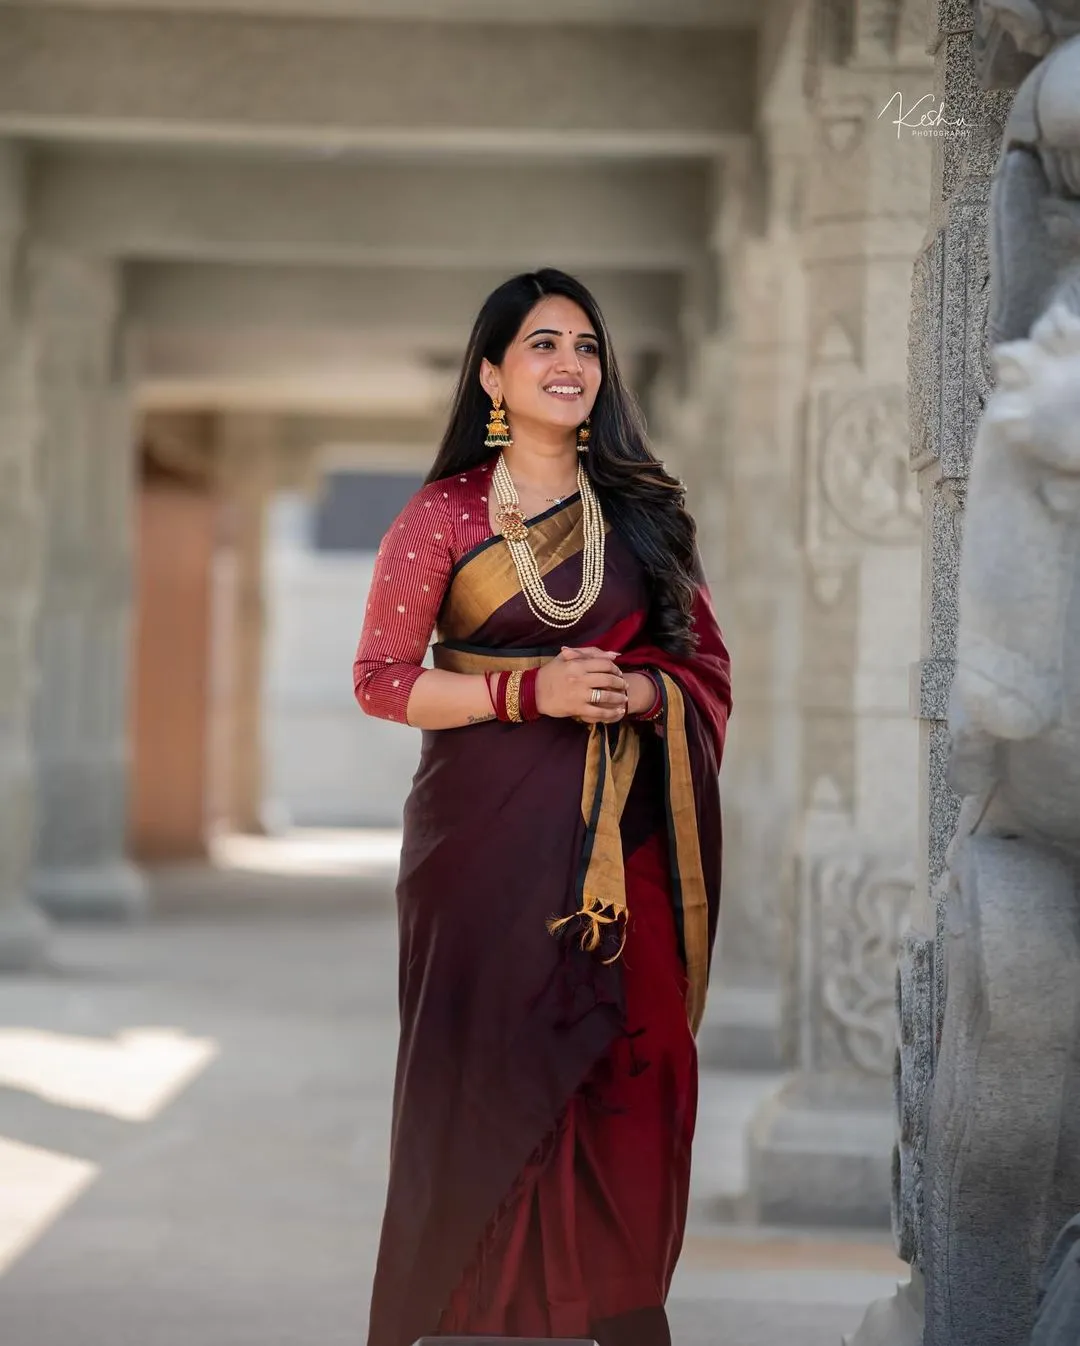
[[353, 460, 499, 722]]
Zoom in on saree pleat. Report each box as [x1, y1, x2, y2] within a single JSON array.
[[436, 834, 695, 1341], [366, 500, 730, 1346]]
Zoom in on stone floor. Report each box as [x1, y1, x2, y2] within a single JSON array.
[[0, 834, 905, 1346]]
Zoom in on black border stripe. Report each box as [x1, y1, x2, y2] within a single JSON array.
[[574, 726, 608, 908], [658, 677, 687, 965], [436, 639, 561, 658]]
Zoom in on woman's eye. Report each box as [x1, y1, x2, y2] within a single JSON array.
[[531, 339, 597, 355]]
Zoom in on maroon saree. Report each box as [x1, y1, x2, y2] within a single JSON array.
[[366, 496, 731, 1346]]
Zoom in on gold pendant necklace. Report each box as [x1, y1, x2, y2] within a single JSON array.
[[492, 453, 606, 628]]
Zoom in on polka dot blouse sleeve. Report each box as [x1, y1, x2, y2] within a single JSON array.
[[353, 486, 455, 724]]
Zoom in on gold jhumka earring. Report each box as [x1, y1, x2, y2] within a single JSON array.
[[485, 393, 513, 450], [577, 417, 591, 453]]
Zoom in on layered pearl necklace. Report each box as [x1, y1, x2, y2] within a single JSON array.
[[491, 452, 606, 628]]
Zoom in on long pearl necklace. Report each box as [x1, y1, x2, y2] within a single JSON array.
[[492, 452, 606, 628]]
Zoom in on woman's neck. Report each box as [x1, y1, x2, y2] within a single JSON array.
[[502, 428, 578, 491]]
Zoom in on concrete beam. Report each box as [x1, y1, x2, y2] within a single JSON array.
[[33, 152, 711, 269], [0, 0, 759, 24], [0, 9, 756, 155], [127, 262, 680, 347], [136, 331, 461, 414], [129, 263, 677, 411]]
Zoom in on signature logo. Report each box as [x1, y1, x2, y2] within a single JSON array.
[[878, 92, 973, 139]]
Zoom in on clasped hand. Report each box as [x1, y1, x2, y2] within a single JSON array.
[[535, 645, 632, 723]]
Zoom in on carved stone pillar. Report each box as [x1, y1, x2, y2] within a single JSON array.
[[30, 248, 147, 919], [0, 143, 51, 965], [849, 1, 1024, 1342], [747, 4, 934, 1226], [657, 249, 728, 588], [896, 0, 1012, 1285], [692, 0, 812, 1072], [889, 7, 1080, 1346]]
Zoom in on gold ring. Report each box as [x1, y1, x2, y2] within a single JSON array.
[[590, 688, 602, 706]]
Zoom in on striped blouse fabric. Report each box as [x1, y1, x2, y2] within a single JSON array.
[[353, 461, 496, 722]]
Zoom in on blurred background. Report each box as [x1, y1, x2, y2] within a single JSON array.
[[0, 1, 943, 1342]]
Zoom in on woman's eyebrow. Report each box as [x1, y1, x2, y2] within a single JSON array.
[[523, 327, 600, 342]]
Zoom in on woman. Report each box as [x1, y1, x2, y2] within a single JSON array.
[[354, 268, 732, 1346]]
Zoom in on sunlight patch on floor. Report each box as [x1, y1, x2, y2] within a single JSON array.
[[0, 1137, 98, 1277], [209, 827, 403, 876], [0, 1028, 219, 1122]]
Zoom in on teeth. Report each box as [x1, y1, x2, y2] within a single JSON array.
[[546, 386, 582, 395]]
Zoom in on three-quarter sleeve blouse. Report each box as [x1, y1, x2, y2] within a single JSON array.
[[353, 463, 497, 723]]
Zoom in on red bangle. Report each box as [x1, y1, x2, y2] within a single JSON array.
[[520, 668, 541, 721], [493, 670, 512, 722], [484, 667, 511, 721]]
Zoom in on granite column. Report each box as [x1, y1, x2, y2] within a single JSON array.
[[215, 413, 276, 836], [848, 1, 1015, 1338], [0, 143, 51, 964], [695, 0, 812, 1071], [30, 247, 147, 919], [747, 7, 934, 1226]]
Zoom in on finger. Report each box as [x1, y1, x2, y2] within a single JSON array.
[[583, 687, 629, 709], [568, 645, 614, 658], [597, 704, 628, 722], [581, 678, 628, 699], [591, 675, 629, 693], [574, 659, 623, 676], [579, 706, 626, 724]]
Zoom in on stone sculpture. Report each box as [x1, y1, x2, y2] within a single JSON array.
[[1030, 1214, 1080, 1345], [923, 40, 1080, 1340], [850, 19, 1080, 1346]]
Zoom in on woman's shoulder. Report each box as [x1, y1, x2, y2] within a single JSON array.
[[400, 479, 453, 515], [427, 457, 496, 496], [384, 459, 494, 555], [414, 459, 496, 525], [405, 459, 494, 511]]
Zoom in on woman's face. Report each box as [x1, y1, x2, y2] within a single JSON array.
[[480, 295, 602, 439]]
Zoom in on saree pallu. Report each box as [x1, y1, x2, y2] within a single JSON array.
[[367, 498, 731, 1346]]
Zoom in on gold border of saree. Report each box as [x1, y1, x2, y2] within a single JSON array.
[[655, 673, 711, 1035], [438, 500, 604, 644]]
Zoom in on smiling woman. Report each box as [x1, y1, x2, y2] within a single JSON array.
[[353, 269, 733, 1346]]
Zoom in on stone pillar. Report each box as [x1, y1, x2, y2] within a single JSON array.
[[689, 0, 812, 1072], [849, 3, 1017, 1343], [747, 5, 934, 1226], [0, 144, 50, 966], [895, 0, 1012, 1281], [215, 413, 276, 835], [30, 247, 147, 919]]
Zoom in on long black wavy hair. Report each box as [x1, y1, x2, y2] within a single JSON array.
[[426, 269, 699, 655]]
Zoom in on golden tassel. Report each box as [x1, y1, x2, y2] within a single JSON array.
[[546, 894, 628, 964]]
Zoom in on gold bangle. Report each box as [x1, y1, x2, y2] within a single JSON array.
[[506, 670, 524, 723]]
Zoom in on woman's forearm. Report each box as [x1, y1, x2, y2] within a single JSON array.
[[403, 669, 495, 730], [392, 660, 646, 731], [624, 671, 657, 717]]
